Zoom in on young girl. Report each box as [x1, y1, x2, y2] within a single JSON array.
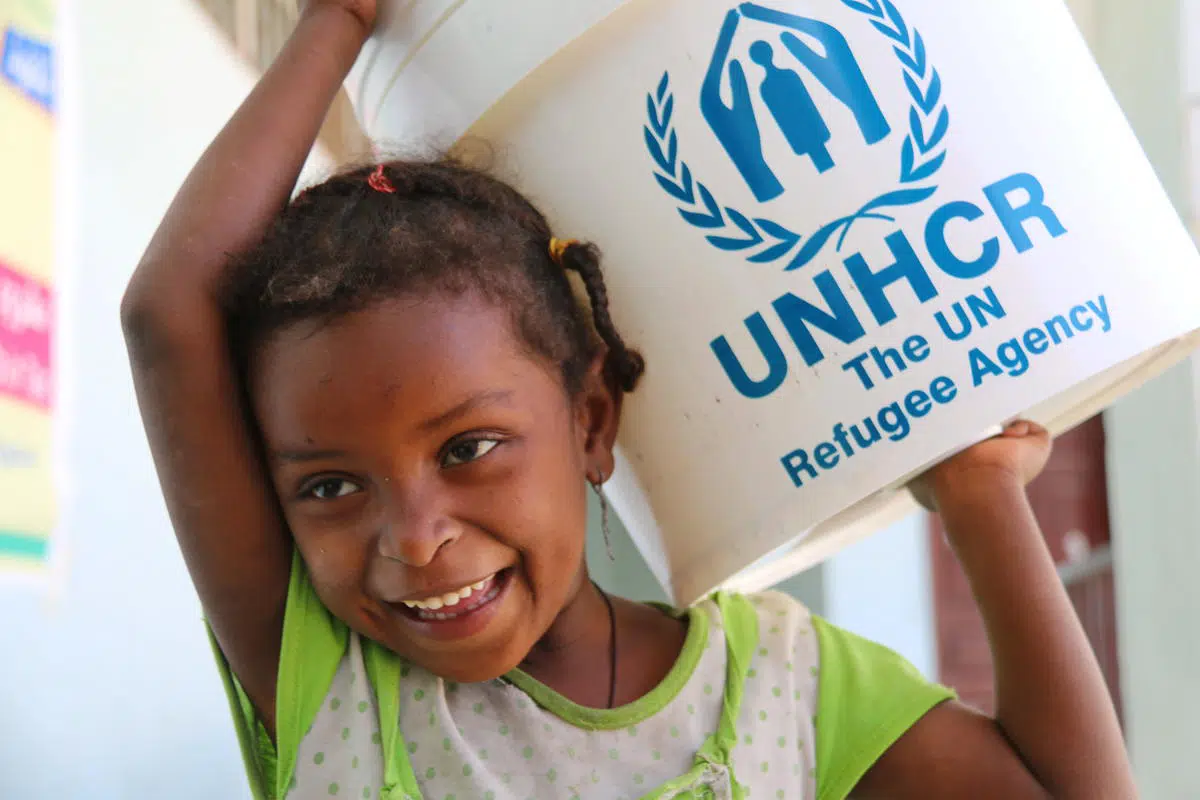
[[122, 2, 1135, 798]]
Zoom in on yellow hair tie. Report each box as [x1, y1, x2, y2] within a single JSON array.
[[548, 238, 578, 266]]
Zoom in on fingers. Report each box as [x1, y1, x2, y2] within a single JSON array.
[[1001, 419, 1047, 439], [1003, 420, 1031, 438]]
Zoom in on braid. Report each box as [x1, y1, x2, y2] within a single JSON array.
[[558, 241, 646, 393]]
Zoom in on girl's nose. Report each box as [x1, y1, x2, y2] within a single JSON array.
[[376, 485, 462, 567]]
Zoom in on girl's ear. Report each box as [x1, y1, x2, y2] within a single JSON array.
[[576, 349, 623, 482]]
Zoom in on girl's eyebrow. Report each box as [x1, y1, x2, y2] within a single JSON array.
[[270, 390, 517, 464], [419, 389, 515, 433]]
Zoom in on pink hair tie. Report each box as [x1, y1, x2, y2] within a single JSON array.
[[367, 164, 397, 194]]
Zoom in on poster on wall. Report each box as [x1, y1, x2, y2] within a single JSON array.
[[0, 0, 56, 578]]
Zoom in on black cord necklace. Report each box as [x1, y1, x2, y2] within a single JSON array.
[[593, 581, 618, 710]]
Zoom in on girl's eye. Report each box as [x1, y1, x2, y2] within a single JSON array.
[[305, 478, 360, 500], [442, 438, 500, 468]]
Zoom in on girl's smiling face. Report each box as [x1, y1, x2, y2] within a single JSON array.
[[250, 291, 619, 681]]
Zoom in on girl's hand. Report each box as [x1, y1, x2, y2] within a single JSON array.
[[302, 0, 377, 31], [912, 420, 1051, 512]]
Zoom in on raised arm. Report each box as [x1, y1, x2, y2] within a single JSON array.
[[120, 1, 375, 734], [853, 422, 1136, 799]]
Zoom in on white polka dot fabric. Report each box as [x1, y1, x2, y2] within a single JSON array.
[[286, 592, 818, 799]]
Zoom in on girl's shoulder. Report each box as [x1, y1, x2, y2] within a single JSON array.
[[706, 589, 823, 707], [684, 589, 822, 698], [722, 587, 954, 717], [704, 588, 818, 658], [737, 587, 815, 625], [722, 589, 957, 799]]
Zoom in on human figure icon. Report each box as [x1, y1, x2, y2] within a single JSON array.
[[700, 5, 892, 201], [748, 39, 834, 173]]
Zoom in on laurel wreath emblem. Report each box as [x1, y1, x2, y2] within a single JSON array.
[[645, 0, 949, 271]]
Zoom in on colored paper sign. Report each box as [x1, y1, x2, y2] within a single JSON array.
[[0, 0, 56, 576]]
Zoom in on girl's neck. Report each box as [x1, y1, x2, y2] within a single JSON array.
[[518, 580, 687, 709]]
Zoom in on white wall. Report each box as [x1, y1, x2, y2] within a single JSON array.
[[823, 514, 936, 679], [1091, 1, 1200, 796], [0, 1, 328, 796]]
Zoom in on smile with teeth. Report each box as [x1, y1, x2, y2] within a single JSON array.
[[401, 573, 501, 620]]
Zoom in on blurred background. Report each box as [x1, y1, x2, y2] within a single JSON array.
[[2, 0, 1199, 797]]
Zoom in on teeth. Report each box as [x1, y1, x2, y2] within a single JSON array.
[[402, 574, 494, 610]]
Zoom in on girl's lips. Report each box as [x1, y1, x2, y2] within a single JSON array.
[[390, 567, 514, 641]]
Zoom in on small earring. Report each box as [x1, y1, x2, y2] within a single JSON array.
[[590, 472, 615, 562]]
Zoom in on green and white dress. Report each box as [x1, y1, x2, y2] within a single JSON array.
[[213, 551, 953, 800]]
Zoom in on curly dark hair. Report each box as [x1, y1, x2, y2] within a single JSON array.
[[222, 158, 645, 397]]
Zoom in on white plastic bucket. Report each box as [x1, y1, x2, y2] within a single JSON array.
[[347, 0, 1200, 605]]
